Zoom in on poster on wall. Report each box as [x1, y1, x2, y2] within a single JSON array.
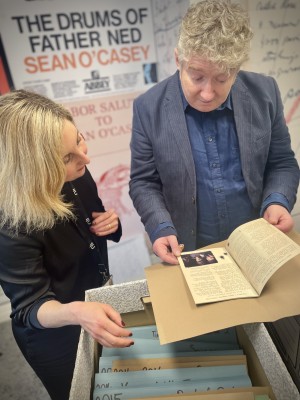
[[0, 37, 13, 95], [63, 91, 143, 239], [0, 0, 157, 100], [63, 91, 153, 281]]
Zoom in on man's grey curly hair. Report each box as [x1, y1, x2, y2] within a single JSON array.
[[177, 0, 253, 71]]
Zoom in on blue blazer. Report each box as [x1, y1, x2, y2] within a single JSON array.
[[129, 70, 299, 250]]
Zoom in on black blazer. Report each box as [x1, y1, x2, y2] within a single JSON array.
[[0, 168, 122, 328]]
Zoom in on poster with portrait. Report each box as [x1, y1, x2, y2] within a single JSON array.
[[63, 91, 144, 239]]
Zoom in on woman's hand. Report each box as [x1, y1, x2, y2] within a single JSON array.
[[75, 302, 133, 348], [38, 300, 133, 348], [90, 209, 119, 236]]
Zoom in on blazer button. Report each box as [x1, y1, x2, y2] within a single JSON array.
[[191, 229, 195, 236]]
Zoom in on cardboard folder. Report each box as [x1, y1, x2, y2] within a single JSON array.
[[145, 230, 300, 344]]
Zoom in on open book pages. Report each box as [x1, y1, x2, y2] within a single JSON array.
[[178, 218, 300, 305]]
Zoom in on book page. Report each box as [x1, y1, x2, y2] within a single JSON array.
[[179, 248, 257, 304], [226, 218, 300, 294]]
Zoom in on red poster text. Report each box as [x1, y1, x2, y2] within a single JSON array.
[[24, 45, 150, 73]]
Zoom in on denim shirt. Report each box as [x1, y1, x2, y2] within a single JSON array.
[[184, 93, 258, 247]]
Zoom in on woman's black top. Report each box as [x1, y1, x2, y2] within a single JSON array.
[[0, 168, 122, 329]]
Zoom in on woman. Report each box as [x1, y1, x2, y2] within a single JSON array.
[[0, 90, 133, 400]]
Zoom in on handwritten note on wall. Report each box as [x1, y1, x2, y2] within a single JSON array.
[[151, 0, 189, 80], [245, 0, 300, 126], [243, 0, 300, 222]]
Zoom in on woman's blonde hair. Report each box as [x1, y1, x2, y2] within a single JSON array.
[[177, 0, 253, 71], [0, 89, 75, 233]]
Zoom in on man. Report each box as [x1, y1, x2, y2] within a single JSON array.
[[129, 0, 299, 264]]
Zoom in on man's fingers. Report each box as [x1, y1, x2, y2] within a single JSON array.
[[171, 242, 185, 257], [161, 251, 179, 264]]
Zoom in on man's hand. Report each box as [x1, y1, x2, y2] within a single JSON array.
[[153, 235, 184, 264], [263, 204, 294, 233]]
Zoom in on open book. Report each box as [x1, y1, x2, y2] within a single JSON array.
[[178, 218, 300, 305]]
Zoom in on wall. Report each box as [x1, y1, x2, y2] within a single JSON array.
[[245, 0, 300, 229]]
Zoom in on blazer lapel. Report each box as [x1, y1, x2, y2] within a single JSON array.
[[231, 77, 254, 194], [163, 72, 196, 187]]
